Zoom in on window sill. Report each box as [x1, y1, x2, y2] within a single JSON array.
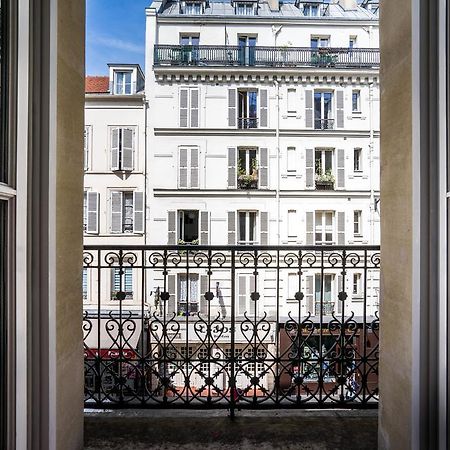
[[353, 172, 363, 177]]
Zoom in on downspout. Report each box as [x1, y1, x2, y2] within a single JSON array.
[[144, 98, 149, 246]]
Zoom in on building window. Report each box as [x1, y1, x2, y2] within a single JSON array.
[[238, 211, 257, 244], [235, 2, 256, 15], [315, 211, 334, 245], [182, 1, 203, 14], [179, 35, 200, 64], [111, 267, 133, 300], [114, 71, 132, 95], [353, 210, 362, 237], [352, 90, 361, 113], [178, 274, 199, 315], [178, 210, 199, 244], [237, 148, 258, 189], [287, 209, 298, 239], [178, 147, 199, 189], [238, 89, 258, 128], [238, 35, 257, 66], [314, 91, 333, 129], [311, 36, 329, 48], [315, 274, 334, 315], [110, 191, 144, 234], [315, 148, 334, 188], [303, 3, 320, 16], [349, 36, 357, 49], [287, 147, 297, 173], [354, 148, 362, 172], [111, 127, 135, 171], [84, 126, 91, 171], [179, 87, 200, 128], [83, 191, 99, 234], [287, 88, 297, 113], [353, 273, 362, 296]]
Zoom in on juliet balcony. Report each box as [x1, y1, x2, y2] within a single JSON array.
[[153, 45, 380, 69]]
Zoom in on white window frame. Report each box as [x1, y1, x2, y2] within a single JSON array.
[[287, 146, 297, 173], [354, 147, 362, 172], [311, 36, 330, 48], [314, 90, 334, 129], [178, 209, 200, 244], [287, 88, 297, 114], [110, 126, 136, 172], [113, 70, 133, 95], [237, 89, 258, 128], [287, 209, 298, 239], [352, 272, 363, 297], [110, 190, 143, 234], [177, 273, 200, 315], [349, 36, 357, 49], [352, 89, 361, 113], [178, 146, 200, 189], [315, 148, 334, 176], [235, 2, 257, 15], [179, 87, 200, 128], [303, 3, 320, 17], [111, 267, 134, 301], [315, 211, 335, 245], [353, 210, 362, 237], [238, 211, 258, 245], [314, 273, 334, 316], [182, 1, 203, 15], [84, 125, 91, 171]]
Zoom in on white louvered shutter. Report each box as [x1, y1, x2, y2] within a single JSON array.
[[110, 191, 123, 233], [259, 147, 268, 189], [337, 148, 345, 189], [84, 127, 89, 171], [238, 275, 246, 315], [190, 88, 199, 127], [305, 275, 314, 315], [200, 211, 209, 245], [305, 90, 313, 128], [180, 88, 189, 127], [200, 275, 209, 316], [337, 212, 345, 245], [336, 90, 344, 128], [167, 274, 176, 316], [168, 211, 177, 245], [190, 147, 199, 188], [121, 128, 134, 171], [306, 211, 314, 245], [86, 191, 99, 234], [259, 89, 268, 128], [133, 191, 144, 233], [111, 128, 120, 171], [227, 211, 236, 245], [337, 275, 343, 314], [305, 148, 314, 189], [179, 148, 188, 189], [260, 212, 269, 245], [227, 147, 237, 189], [228, 89, 237, 127]]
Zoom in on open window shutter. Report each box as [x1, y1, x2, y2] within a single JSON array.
[[84, 127, 89, 171], [190, 88, 199, 127], [227, 211, 236, 245], [111, 128, 120, 171], [200, 211, 209, 245], [238, 275, 246, 315], [259, 89, 268, 128], [227, 147, 237, 189], [336, 90, 344, 128], [260, 211, 268, 245], [110, 191, 123, 233], [337, 148, 345, 189], [228, 89, 237, 127], [190, 147, 199, 188], [86, 192, 99, 234], [306, 211, 314, 245], [305, 275, 314, 315], [167, 274, 176, 316], [337, 275, 343, 314], [259, 147, 268, 189], [200, 275, 209, 316], [180, 88, 189, 127], [179, 148, 188, 188], [121, 128, 134, 171], [337, 211, 345, 245], [305, 148, 314, 189], [133, 191, 144, 233], [168, 211, 176, 245], [305, 90, 313, 128]]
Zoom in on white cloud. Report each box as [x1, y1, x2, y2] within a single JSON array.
[[88, 33, 144, 54]]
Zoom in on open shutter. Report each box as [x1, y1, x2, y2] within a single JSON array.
[[86, 192, 99, 234], [336, 90, 344, 128], [260, 211, 268, 245], [84, 127, 89, 171], [111, 128, 120, 171], [110, 191, 123, 233], [305, 148, 314, 189], [200, 211, 209, 245], [306, 211, 314, 245], [305, 275, 314, 315], [227, 147, 237, 189], [190, 88, 199, 127], [168, 211, 176, 245], [179, 148, 188, 189], [259, 147, 268, 189], [305, 90, 313, 128], [337, 148, 345, 189], [180, 88, 189, 127], [227, 211, 236, 245], [190, 147, 199, 188], [238, 275, 246, 315], [337, 275, 343, 314], [200, 275, 209, 316], [167, 274, 176, 316], [133, 191, 144, 233], [259, 89, 268, 128], [337, 211, 345, 245], [121, 128, 134, 171], [228, 89, 236, 127]]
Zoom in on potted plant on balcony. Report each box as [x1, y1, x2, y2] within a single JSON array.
[[315, 169, 335, 190], [237, 159, 259, 189]]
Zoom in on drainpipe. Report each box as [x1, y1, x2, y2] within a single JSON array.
[[144, 98, 149, 246]]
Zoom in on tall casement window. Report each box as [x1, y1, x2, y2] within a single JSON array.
[[228, 147, 268, 189], [287, 88, 297, 114], [180, 0, 204, 15], [315, 274, 334, 315], [178, 147, 199, 189], [178, 274, 200, 315], [238, 211, 257, 245], [113, 70, 132, 95], [111, 267, 133, 300], [310, 36, 329, 48], [306, 148, 344, 189], [178, 210, 199, 244], [354, 147, 362, 172], [314, 211, 334, 245], [306, 211, 345, 245], [179, 34, 200, 64], [238, 147, 258, 189], [83, 191, 99, 234], [238, 35, 257, 65], [110, 191, 144, 234], [228, 211, 268, 245], [235, 2, 257, 16], [228, 88, 268, 128], [349, 36, 357, 49], [287, 209, 298, 241], [238, 89, 257, 128], [352, 90, 361, 113], [303, 3, 320, 16], [179, 87, 199, 128], [353, 210, 362, 237], [314, 91, 333, 130], [237, 275, 256, 316], [315, 148, 334, 189], [352, 273, 362, 297], [110, 127, 135, 171], [167, 210, 209, 245], [287, 147, 297, 173], [84, 125, 91, 171]]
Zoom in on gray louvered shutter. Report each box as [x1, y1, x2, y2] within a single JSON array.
[[227, 147, 237, 189], [190, 147, 199, 188], [110, 191, 122, 233], [190, 88, 199, 127], [200, 275, 209, 316], [305, 90, 313, 128], [337, 148, 345, 189], [179, 148, 188, 188], [306, 211, 314, 245], [133, 191, 144, 233], [180, 88, 189, 127], [227, 211, 236, 245], [259, 89, 268, 128], [111, 128, 120, 170], [238, 275, 246, 315], [260, 211, 268, 245], [168, 211, 177, 244], [305, 275, 314, 315], [121, 128, 134, 171], [336, 90, 344, 128], [305, 148, 314, 189], [200, 211, 209, 245], [259, 147, 268, 189], [337, 275, 343, 314], [337, 211, 345, 245], [167, 274, 176, 316], [228, 89, 236, 127], [86, 191, 99, 234]]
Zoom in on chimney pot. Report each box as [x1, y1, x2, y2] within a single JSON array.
[[337, 0, 358, 10], [268, 0, 280, 12]]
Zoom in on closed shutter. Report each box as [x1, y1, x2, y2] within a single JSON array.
[[259, 147, 268, 189], [200, 275, 209, 316], [337, 148, 345, 189], [86, 191, 99, 234], [336, 90, 344, 128], [190, 88, 199, 127], [305, 275, 314, 315], [227, 147, 237, 189], [305, 148, 314, 189], [228, 89, 236, 127], [179, 148, 188, 188], [306, 211, 314, 245], [337, 211, 345, 245], [305, 90, 313, 128], [84, 127, 89, 171], [167, 274, 176, 316], [110, 191, 123, 233], [337, 275, 343, 314], [238, 275, 246, 315], [260, 211, 269, 245], [168, 211, 177, 244], [227, 211, 236, 245], [259, 89, 268, 128], [121, 128, 134, 171], [111, 128, 120, 171], [200, 211, 209, 245], [180, 88, 189, 127], [133, 191, 144, 233], [190, 147, 199, 188]]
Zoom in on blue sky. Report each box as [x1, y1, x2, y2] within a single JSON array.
[[86, 0, 150, 75]]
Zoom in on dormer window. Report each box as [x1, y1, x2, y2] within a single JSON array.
[[114, 71, 132, 95], [234, 1, 257, 16], [181, 0, 204, 15], [303, 2, 320, 16]]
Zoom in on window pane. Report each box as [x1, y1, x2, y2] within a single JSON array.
[[182, 210, 199, 242], [249, 212, 256, 241], [239, 212, 246, 241], [325, 212, 333, 226], [325, 151, 333, 172], [123, 192, 134, 232]]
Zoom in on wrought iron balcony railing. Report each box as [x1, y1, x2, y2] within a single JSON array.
[[83, 245, 380, 413], [314, 118, 335, 130], [154, 46, 380, 69]]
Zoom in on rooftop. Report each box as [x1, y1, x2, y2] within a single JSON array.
[[85, 76, 109, 94]]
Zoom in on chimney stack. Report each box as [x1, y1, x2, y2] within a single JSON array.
[[268, 0, 280, 12], [337, 0, 358, 10]]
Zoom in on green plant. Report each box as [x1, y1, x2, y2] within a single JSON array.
[[178, 238, 199, 245], [315, 168, 335, 183]]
